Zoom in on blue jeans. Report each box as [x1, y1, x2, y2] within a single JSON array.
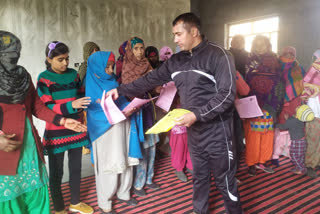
[[133, 145, 156, 189]]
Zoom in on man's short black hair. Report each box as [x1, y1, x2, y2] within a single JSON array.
[[172, 12, 201, 32]]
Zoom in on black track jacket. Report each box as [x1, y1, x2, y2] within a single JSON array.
[[118, 38, 236, 123]]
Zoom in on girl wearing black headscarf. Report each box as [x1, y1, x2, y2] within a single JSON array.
[[0, 31, 86, 214]]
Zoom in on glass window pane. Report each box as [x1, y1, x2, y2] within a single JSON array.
[[229, 22, 251, 37], [228, 37, 232, 49], [244, 35, 256, 52], [270, 32, 278, 53], [227, 16, 279, 53], [253, 17, 279, 34], [262, 33, 271, 38]]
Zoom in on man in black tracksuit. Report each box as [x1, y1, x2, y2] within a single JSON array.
[[108, 13, 242, 214]]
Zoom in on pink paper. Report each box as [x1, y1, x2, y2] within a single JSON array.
[[122, 96, 158, 114], [155, 81, 177, 112], [304, 66, 320, 85], [303, 66, 320, 100], [234, 95, 263, 118], [100, 91, 126, 125]]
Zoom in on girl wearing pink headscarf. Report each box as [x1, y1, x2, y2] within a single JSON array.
[[159, 46, 173, 62]]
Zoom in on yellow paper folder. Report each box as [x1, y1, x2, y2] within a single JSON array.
[[145, 109, 191, 134]]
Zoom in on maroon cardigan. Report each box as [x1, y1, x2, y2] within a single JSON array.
[[0, 80, 62, 175]]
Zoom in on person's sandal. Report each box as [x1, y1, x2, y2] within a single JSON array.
[[175, 171, 188, 182], [145, 183, 160, 189], [256, 164, 274, 173], [69, 202, 94, 214], [271, 159, 280, 167], [307, 167, 318, 178], [290, 168, 302, 175], [133, 188, 146, 197], [248, 166, 256, 176], [117, 198, 138, 206]]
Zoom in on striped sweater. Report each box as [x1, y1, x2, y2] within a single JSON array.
[[37, 68, 89, 154]]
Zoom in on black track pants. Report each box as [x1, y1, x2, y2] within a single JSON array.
[[188, 117, 243, 214]]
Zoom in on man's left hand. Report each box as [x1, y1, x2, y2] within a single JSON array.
[[175, 112, 197, 127]]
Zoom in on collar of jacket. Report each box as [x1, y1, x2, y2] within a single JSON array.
[[190, 36, 208, 56]]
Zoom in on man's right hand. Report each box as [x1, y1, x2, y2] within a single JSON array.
[[106, 88, 119, 100], [0, 134, 22, 152]]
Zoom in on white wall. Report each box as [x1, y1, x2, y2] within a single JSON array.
[[0, 0, 190, 134]]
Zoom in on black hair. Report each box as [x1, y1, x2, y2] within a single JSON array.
[[145, 46, 159, 58], [172, 12, 201, 32], [45, 41, 69, 69]]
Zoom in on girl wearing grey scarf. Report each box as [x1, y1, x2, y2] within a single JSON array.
[[0, 31, 30, 104]]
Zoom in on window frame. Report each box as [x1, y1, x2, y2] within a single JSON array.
[[224, 14, 280, 53]]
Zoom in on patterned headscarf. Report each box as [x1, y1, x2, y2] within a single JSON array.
[[159, 46, 173, 61], [279, 46, 305, 102], [78, 41, 100, 82], [116, 41, 128, 83], [121, 37, 152, 84], [0, 31, 30, 104], [118, 41, 127, 59], [280, 46, 297, 60], [130, 37, 144, 49]]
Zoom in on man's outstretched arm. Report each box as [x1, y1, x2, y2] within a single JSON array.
[[108, 61, 172, 99]]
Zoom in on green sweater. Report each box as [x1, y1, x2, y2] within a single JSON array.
[[37, 68, 89, 154]]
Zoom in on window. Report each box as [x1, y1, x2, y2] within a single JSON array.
[[226, 16, 279, 53]]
